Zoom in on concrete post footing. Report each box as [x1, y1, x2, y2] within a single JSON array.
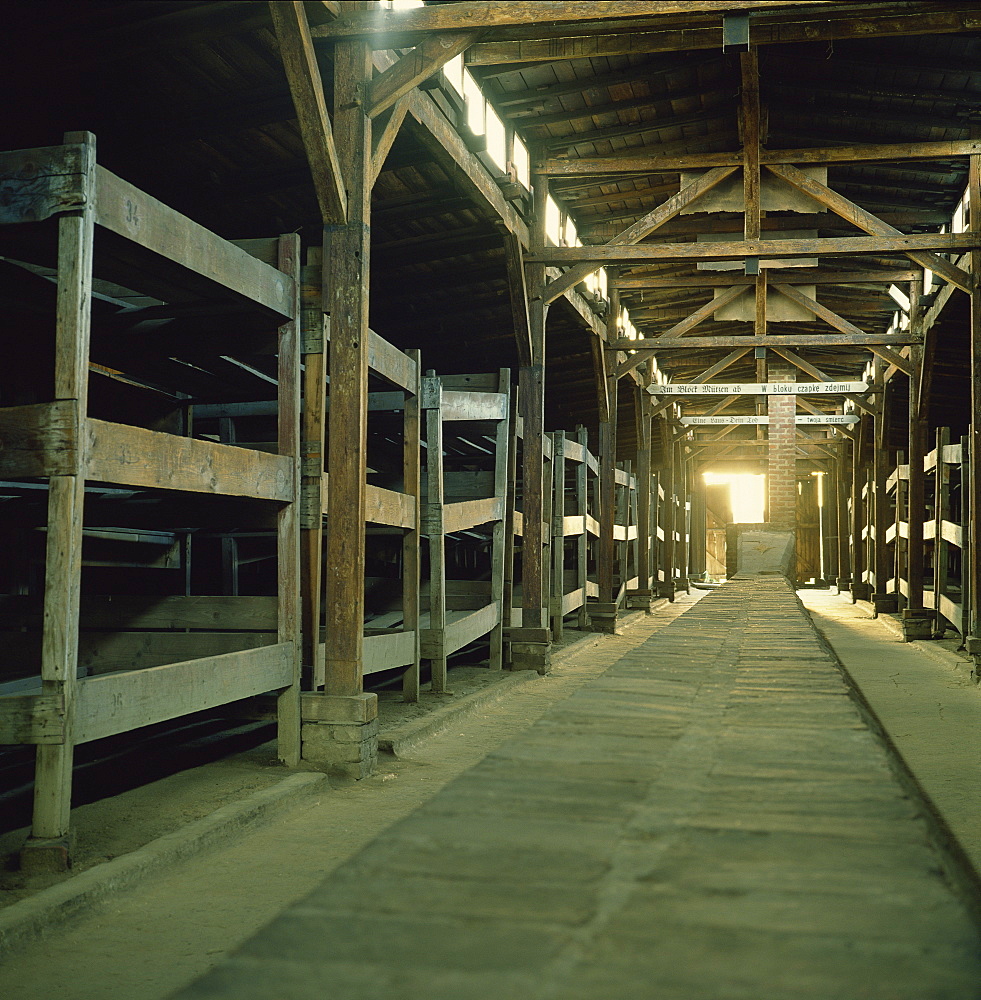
[[300, 693, 379, 779], [510, 641, 552, 675], [900, 608, 937, 642], [20, 834, 75, 874]]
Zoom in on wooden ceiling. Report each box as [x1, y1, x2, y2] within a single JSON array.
[[2, 1, 980, 460]]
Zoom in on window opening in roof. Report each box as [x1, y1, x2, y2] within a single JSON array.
[[463, 70, 485, 135], [486, 103, 507, 174]]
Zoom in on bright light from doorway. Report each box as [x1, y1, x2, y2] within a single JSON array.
[[703, 472, 766, 523]]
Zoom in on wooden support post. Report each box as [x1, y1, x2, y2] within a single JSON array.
[[24, 132, 95, 871], [551, 431, 566, 641], [903, 277, 934, 640], [629, 396, 655, 610], [850, 423, 869, 602], [960, 436, 972, 647], [401, 350, 422, 700], [661, 437, 677, 601], [519, 162, 549, 635], [300, 249, 327, 689], [324, 32, 372, 700], [872, 381, 898, 615], [835, 444, 851, 593], [934, 426, 951, 633], [576, 426, 590, 630], [276, 233, 302, 768], [489, 369, 511, 670], [423, 374, 447, 691], [968, 150, 981, 668]]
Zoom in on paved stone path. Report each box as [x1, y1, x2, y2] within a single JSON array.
[[174, 578, 981, 1000]]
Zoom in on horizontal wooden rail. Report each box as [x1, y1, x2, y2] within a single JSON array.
[[367, 329, 418, 393], [442, 497, 505, 534], [440, 391, 508, 421], [365, 483, 416, 528]]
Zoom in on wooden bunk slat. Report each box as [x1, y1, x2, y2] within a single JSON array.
[[0, 694, 65, 745], [365, 483, 416, 528], [362, 630, 417, 674], [74, 643, 294, 744], [367, 330, 418, 392], [94, 167, 296, 320], [442, 497, 504, 534], [0, 401, 78, 478], [85, 419, 293, 502], [440, 390, 508, 422]]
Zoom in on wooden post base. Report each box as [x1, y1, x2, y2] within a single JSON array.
[[851, 582, 872, 602], [509, 641, 551, 675], [900, 609, 937, 643], [21, 833, 74, 873], [300, 693, 379, 780], [657, 582, 676, 602], [836, 577, 851, 594], [587, 602, 619, 634], [872, 593, 900, 616], [626, 589, 655, 613]]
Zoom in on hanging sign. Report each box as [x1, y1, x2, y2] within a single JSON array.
[[649, 381, 868, 396], [680, 414, 861, 426]]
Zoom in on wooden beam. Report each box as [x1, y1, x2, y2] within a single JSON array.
[[536, 140, 981, 177], [869, 344, 915, 377], [614, 270, 917, 289], [612, 333, 920, 350], [368, 31, 477, 118], [467, 6, 981, 65], [615, 285, 747, 378], [268, 0, 347, 224], [542, 164, 739, 304], [769, 347, 879, 418], [528, 232, 981, 265], [312, 2, 840, 38], [742, 50, 761, 243], [370, 94, 410, 186], [766, 163, 974, 293], [501, 228, 533, 367]]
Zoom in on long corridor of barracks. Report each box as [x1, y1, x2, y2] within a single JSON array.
[[2, 2, 981, 997]]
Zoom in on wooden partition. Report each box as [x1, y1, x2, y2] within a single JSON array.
[[421, 371, 510, 692], [549, 427, 600, 641], [0, 134, 302, 861]]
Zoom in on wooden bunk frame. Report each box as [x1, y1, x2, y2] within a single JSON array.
[[0, 133, 302, 864]]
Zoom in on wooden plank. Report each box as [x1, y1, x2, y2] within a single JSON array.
[[970, 151, 981, 640], [314, 2, 839, 37], [276, 233, 302, 766], [74, 644, 294, 745], [469, 7, 981, 65], [362, 631, 416, 674], [543, 164, 739, 304], [94, 167, 296, 319], [269, 1, 347, 224], [0, 143, 85, 224], [441, 497, 505, 534], [617, 333, 920, 350], [563, 515, 586, 537], [368, 31, 477, 118], [440, 390, 509, 421], [371, 94, 411, 186], [766, 163, 973, 293], [488, 371, 510, 669], [528, 233, 980, 265], [538, 141, 981, 177], [365, 483, 416, 528], [85, 420, 293, 502], [742, 50, 762, 242], [551, 432, 566, 641], [368, 329, 419, 392], [401, 349, 422, 699], [616, 270, 917, 289], [0, 401, 78, 478], [443, 602, 500, 657]]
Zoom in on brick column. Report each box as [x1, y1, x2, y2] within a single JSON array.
[[767, 363, 797, 529]]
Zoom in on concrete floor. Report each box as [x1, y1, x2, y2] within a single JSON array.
[[2, 581, 979, 999]]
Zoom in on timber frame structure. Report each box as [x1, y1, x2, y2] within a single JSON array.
[[3, 0, 981, 862]]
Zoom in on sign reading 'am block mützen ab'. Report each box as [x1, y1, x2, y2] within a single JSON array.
[[680, 415, 860, 426], [648, 381, 868, 396]]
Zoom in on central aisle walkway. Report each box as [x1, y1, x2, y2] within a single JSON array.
[[175, 579, 981, 1000]]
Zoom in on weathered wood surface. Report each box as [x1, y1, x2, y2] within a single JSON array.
[[615, 270, 917, 289], [268, 0, 347, 224], [0, 695, 65, 745], [421, 602, 501, 659], [0, 144, 86, 224], [368, 329, 419, 392], [0, 401, 78, 478], [85, 420, 293, 502], [440, 390, 509, 422], [365, 484, 416, 528], [529, 233, 980, 264], [75, 644, 294, 744], [94, 167, 296, 319], [361, 631, 417, 675], [441, 497, 506, 535]]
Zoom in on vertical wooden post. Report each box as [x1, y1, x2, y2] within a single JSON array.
[[935, 426, 951, 631], [423, 374, 446, 691], [872, 378, 897, 614], [678, 445, 691, 592], [903, 276, 933, 639], [662, 438, 676, 600], [300, 250, 327, 689], [324, 32, 372, 698], [632, 394, 654, 608], [850, 425, 866, 602], [489, 370, 511, 669], [276, 234, 302, 766], [26, 132, 96, 868], [960, 435, 971, 645], [401, 350, 422, 700], [968, 151, 981, 664], [551, 431, 566, 641], [520, 166, 549, 632], [576, 425, 590, 630], [597, 285, 620, 621]]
